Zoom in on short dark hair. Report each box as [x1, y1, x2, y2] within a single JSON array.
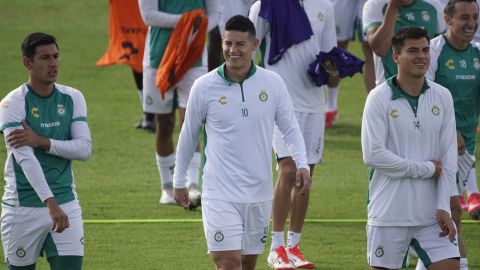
[[224, 15, 256, 38], [21, 32, 58, 59], [391, 27, 430, 53], [444, 0, 478, 17]]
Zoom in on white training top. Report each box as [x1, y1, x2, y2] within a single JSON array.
[[173, 64, 309, 203], [249, 0, 337, 113], [361, 77, 457, 226]]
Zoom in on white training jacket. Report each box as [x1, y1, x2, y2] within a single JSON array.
[[361, 77, 457, 226], [173, 64, 309, 203]]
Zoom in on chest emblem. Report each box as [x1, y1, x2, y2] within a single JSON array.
[[218, 96, 227, 105], [421, 11, 430, 22], [57, 104, 65, 116], [317, 12, 324, 22], [474, 58, 480, 70], [431, 105, 440, 116], [31, 107, 40, 118], [259, 90, 268, 102], [390, 109, 399, 119]]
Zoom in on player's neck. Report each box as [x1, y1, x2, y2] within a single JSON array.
[[396, 74, 424, 96], [27, 79, 54, 97], [445, 32, 469, 51], [225, 63, 251, 82]]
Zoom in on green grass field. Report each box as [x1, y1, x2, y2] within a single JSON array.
[[0, 1, 478, 269]]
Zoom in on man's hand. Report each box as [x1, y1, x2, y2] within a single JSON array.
[[7, 120, 50, 150], [45, 198, 69, 233], [192, 14, 203, 33], [295, 168, 312, 195], [456, 131, 465, 155], [321, 60, 339, 77], [174, 188, 190, 209], [436, 209, 456, 242], [430, 160, 442, 179], [388, 0, 414, 9]]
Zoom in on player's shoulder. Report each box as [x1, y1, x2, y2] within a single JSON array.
[[305, 0, 334, 13], [429, 35, 445, 51], [253, 65, 285, 84], [55, 83, 86, 103], [1, 84, 28, 106], [417, 0, 443, 11], [426, 79, 452, 99]]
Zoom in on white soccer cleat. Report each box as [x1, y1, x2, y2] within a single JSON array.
[[159, 189, 175, 205], [286, 244, 316, 269], [267, 246, 295, 270]]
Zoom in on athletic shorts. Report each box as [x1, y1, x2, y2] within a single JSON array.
[[366, 223, 459, 269], [273, 111, 325, 164], [456, 152, 475, 195], [330, 0, 366, 41], [1, 200, 84, 267], [202, 198, 271, 255], [143, 66, 207, 114]]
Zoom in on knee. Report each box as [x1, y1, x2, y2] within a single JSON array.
[[215, 259, 241, 270], [155, 114, 174, 136]]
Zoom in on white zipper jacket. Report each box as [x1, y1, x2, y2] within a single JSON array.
[[361, 76, 457, 226]]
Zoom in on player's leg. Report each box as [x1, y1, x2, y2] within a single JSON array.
[[466, 166, 480, 219], [411, 223, 459, 270], [241, 255, 259, 270], [143, 66, 177, 204], [132, 69, 155, 131], [202, 199, 244, 270], [45, 200, 84, 270], [207, 26, 224, 72], [1, 205, 51, 270], [176, 67, 206, 201]]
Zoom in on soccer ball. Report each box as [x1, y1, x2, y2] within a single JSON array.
[[188, 190, 202, 211]]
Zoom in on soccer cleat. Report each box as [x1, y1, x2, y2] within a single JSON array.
[[477, 127, 480, 134], [325, 110, 337, 128], [159, 189, 175, 205], [286, 244, 316, 269], [460, 194, 468, 211], [134, 116, 155, 132], [267, 246, 295, 270], [467, 192, 480, 220]]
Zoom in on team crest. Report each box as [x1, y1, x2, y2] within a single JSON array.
[[390, 109, 399, 119], [31, 107, 40, 118], [57, 104, 65, 116], [474, 58, 480, 70], [317, 12, 324, 22], [16, 247, 26, 258], [218, 96, 227, 105], [258, 90, 268, 102], [431, 105, 440, 116], [421, 11, 430, 22], [145, 96, 153, 105], [214, 229, 224, 242], [375, 246, 384, 257], [445, 59, 455, 70]]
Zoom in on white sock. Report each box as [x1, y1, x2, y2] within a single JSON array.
[[286, 231, 301, 248], [186, 152, 201, 190], [460, 257, 468, 270], [415, 260, 426, 270], [156, 153, 175, 190], [327, 86, 339, 112], [466, 167, 479, 195], [270, 231, 285, 251]]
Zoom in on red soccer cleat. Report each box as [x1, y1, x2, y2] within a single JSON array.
[[467, 192, 480, 220]]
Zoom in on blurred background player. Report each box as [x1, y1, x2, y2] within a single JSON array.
[[250, 0, 338, 268], [325, 0, 375, 128], [420, 0, 480, 268], [138, 0, 220, 204], [96, 0, 155, 131]]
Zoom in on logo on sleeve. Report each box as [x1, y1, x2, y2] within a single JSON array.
[[0, 100, 9, 109]]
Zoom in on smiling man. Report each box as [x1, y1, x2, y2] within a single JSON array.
[[361, 27, 460, 270], [172, 15, 311, 270], [0, 32, 92, 270]]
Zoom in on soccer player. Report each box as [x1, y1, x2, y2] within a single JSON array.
[[138, 0, 220, 204], [326, 0, 376, 127], [173, 15, 311, 270], [363, 0, 445, 86], [249, 1, 337, 268], [420, 0, 480, 268], [0, 32, 92, 270], [361, 26, 459, 270]]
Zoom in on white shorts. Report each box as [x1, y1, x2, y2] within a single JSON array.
[[456, 152, 475, 195], [143, 66, 207, 114], [330, 0, 366, 41], [366, 223, 459, 269], [273, 111, 325, 164], [1, 200, 84, 266], [202, 198, 271, 255]]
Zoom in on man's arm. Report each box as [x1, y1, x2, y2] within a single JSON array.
[[138, 0, 181, 28], [364, 0, 404, 57], [361, 90, 437, 179]]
